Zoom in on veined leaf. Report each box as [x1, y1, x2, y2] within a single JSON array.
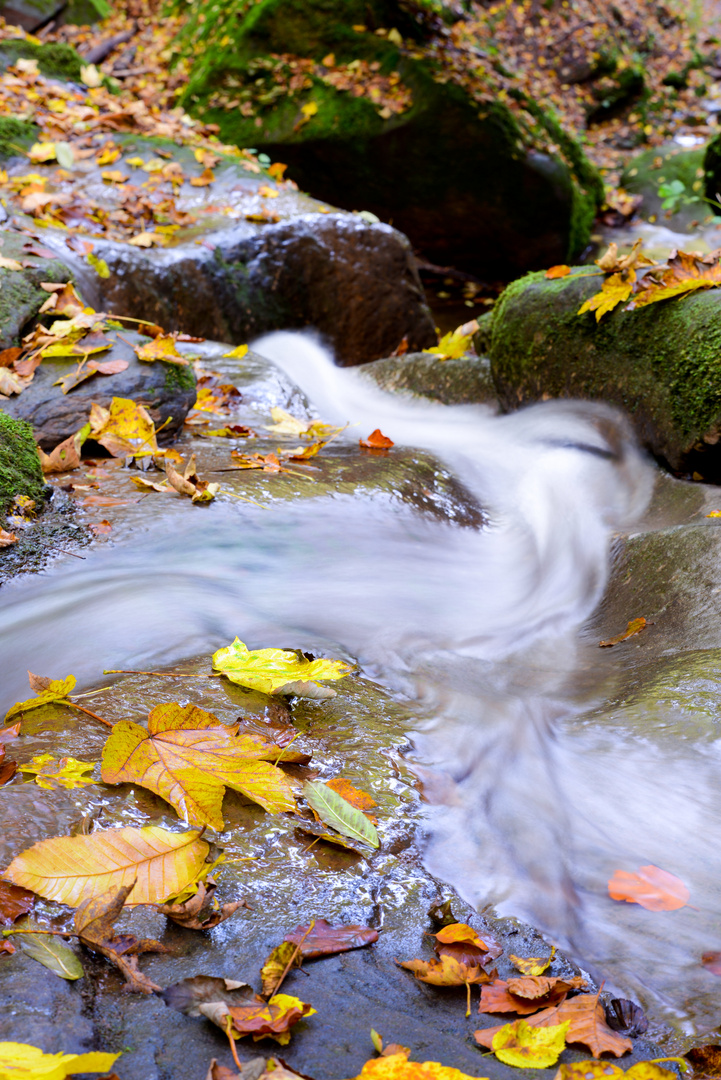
[[3, 825, 212, 907], [19, 754, 96, 790], [491, 1018, 569, 1068], [303, 781, 379, 848], [5, 673, 75, 721], [134, 334, 189, 366], [101, 701, 296, 828], [0, 1043, 119, 1079], [17, 922, 84, 980], [212, 638, 353, 698], [577, 271, 634, 321], [607, 865, 689, 911], [356, 1052, 481, 1080]]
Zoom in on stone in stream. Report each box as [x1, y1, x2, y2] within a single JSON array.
[[620, 142, 707, 230], [175, 0, 604, 280], [483, 267, 721, 481], [357, 351, 498, 407]]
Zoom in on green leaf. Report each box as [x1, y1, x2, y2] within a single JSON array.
[[303, 781, 379, 849], [18, 925, 84, 980]]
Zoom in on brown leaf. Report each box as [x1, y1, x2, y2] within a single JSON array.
[[479, 977, 585, 1016], [631, 249, 721, 308], [599, 617, 647, 648], [0, 940, 15, 957], [596, 239, 654, 274], [155, 881, 245, 931], [283, 918, 378, 960], [75, 882, 167, 993], [0, 881, 34, 925], [0, 347, 22, 368], [475, 992, 633, 1058], [359, 429, 394, 449], [0, 758, 18, 786], [607, 865, 689, 911], [38, 433, 82, 474], [685, 1045, 721, 1076], [702, 951, 721, 976], [399, 953, 491, 986], [0, 721, 21, 746], [89, 520, 113, 535], [434, 921, 502, 964], [162, 975, 255, 1017], [0, 529, 18, 548]]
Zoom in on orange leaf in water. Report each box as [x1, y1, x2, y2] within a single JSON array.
[[608, 865, 689, 911], [599, 617, 646, 648], [360, 429, 394, 449], [545, 265, 571, 279], [325, 778, 377, 821], [631, 249, 721, 308]]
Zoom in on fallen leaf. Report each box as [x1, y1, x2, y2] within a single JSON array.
[[324, 778, 377, 821], [295, 821, 367, 853], [80, 495, 138, 507], [509, 948, 556, 975], [190, 167, 215, 187], [435, 922, 502, 965], [702, 951, 721, 975], [605, 998, 648, 1036], [599, 617, 647, 648], [0, 255, 23, 271], [0, 1043, 119, 1078], [156, 881, 245, 930], [38, 433, 82, 474], [284, 918, 378, 959], [19, 754, 96, 790], [88, 520, 112, 535], [0, 882, 34, 925], [212, 638, 352, 698], [3, 825, 214, 906], [162, 976, 314, 1045], [685, 1046, 721, 1077], [161, 974, 255, 1016], [198, 425, 256, 439], [165, 455, 219, 504], [303, 780, 379, 848], [28, 142, 57, 163], [261, 941, 301, 997], [75, 882, 166, 993], [545, 265, 571, 279], [479, 977, 585, 1015], [475, 992, 633, 1058], [359, 429, 394, 449], [134, 335, 189, 366], [608, 865, 689, 911], [426, 326, 475, 360], [264, 407, 343, 441], [222, 345, 249, 359], [631, 249, 721, 308], [128, 231, 164, 247], [355, 1052, 484, 1080], [0, 722, 20, 746], [490, 1018, 569, 1068], [0, 529, 17, 548], [577, 271, 634, 322], [596, 239, 654, 274], [87, 252, 110, 278], [0, 347, 22, 368], [0, 941, 14, 957], [555, 1064, 678, 1080], [399, 953, 491, 987], [88, 397, 158, 457], [5, 672, 76, 721], [101, 701, 297, 827], [16, 920, 84, 980]]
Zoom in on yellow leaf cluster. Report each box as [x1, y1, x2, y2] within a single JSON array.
[[353, 1053, 486, 1080], [88, 397, 158, 458], [19, 754, 96, 790]]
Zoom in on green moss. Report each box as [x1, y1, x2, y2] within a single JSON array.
[[163, 361, 197, 393], [0, 411, 45, 517], [63, 0, 111, 25], [0, 39, 84, 81], [0, 117, 38, 162], [0, 231, 72, 349], [489, 269, 721, 471]]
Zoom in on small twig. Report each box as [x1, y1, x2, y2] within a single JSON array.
[[465, 980, 471, 1018], [3, 927, 77, 938], [273, 730, 301, 767], [103, 668, 219, 678], [56, 549, 86, 560], [271, 919, 315, 997], [67, 701, 114, 729], [224, 1015, 242, 1071]]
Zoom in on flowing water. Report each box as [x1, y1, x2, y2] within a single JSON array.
[[1, 333, 719, 1048]]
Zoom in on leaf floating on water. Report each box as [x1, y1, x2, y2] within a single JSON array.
[[284, 918, 378, 960], [0, 1042, 120, 1079], [303, 780, 379, 848], [101, 700, 296, 828], [5, 672, 76, 721], [702, 950, 721, 975], [599, 617, 647, 648], [489, 1018, 569, 1068], [607, 865, 689, 911], [359, 428, 394, 449], [3, 825, 213, 906], [509, 946, 555, 975], [325, 778, 377, 821], [19, 753, 96, 790], [16, 920, 84, 981], [212, 638, 352, 698]]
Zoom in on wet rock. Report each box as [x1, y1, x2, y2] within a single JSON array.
[[357, 351, 498, 407], [177, 0, 603, 280], [621, 142, 706, 229], [488, 267, 721, 480], [0, 409, 45, 515], [0, 229, 74, 351], [0, 329, 197, 449]]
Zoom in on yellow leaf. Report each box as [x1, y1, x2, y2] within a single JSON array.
[[398, 953, 489, 986], [80, 63, 102, 87], [301, 101, 318, 119], [128, 231, 164, 248], [5, 673, 76, 721], [492, 1019, 569, 1069], [223, 344, 249, 359], [14, 58, 39, 75], [258, 184, 279, 198], [88, 397, 158, 458], [28, 142, 56, 163], [355, 1052, 484, 1080], [426, 327, 474, 360], [577, 271, 634, 321], [101, 170, 128, 184], [3, 825, 213, 906], [100, 701, 296, 827], [510, 947, 556, 975], [0, 255, 23, 271], [19, 754, 96, 790], [212, 638, 353, 697], [554, 1064, 680, 1080], [87, 252, 110, 278], [125, 156, 146, 167], [190, 167, 215, 187], [264, 407, 344, 441], [134, 334, 189, 366], [96, 146, 120, 166], [0, 1042, 119, 1079]]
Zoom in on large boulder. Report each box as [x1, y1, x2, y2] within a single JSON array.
[[486, 267, 721, 480], [357, 350, 497, 406], [0, 410, 45, 515], [0, 0, 65, 33], [177, 0, 603, 280]]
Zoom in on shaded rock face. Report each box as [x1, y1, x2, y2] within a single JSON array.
[[0, 230, 74, 351], [0, 0, 64, 32], [0, 410, 45, 514], [488, 268, 721, 481], [0, 330, 197, 450], [80, 213, 436, 366], [358, 351, 498, 406], [179, 0, 602, 280]]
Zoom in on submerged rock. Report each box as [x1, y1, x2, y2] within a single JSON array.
[[487, 268, 721, 480], [177, 0, 603, 279]]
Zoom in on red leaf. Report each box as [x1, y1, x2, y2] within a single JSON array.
[[284, 918, 378, 959], [360, 429, 394, 449]]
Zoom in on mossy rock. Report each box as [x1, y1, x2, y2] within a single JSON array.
[[178, 0, 602, 279], [61, 0, 110, 26], [0, 230, 74, 350], [489, 267, 721, 479], [0, 37, 84, 81], [0, 116, 38, 163], [357, 351, 497, 406], [0, 0, 64, 33], [0, 410, 45, 518], [622, 142, 708, 228]]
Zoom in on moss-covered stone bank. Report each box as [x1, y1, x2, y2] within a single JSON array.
[[178, 0, 602, 279], [0, 411, 44, 517], [0, 37, 83, 81], [488, 268, 721, 480], [0, 231, 73, 351]]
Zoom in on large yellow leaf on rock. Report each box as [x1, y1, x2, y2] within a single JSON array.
[[0, 1042, 119, 1079], [88, 397, 158, 458], [491, 1018, 569, 1068], [101, 701, 296, 828], [3, 825, 212, 907], [212, 638, 353, 698], [354, 1052, 486, 1080], [577, 271, 634, 321]]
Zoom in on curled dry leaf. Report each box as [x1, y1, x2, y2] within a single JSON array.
[[605, 998, 648, 1036], [88, 397, 158, 458], [156, 881, 246, 930], [101, 701, 297, 828], [596, 239, 654, 274], [284, 918, 379, 960], [599, 617, 647, 648], [3, 825, 214, 906], [38, 432, 83, 474], [479, 976, 586, 1016], [75, 882, 166, 993], [631, 249, 721, 308], [426, 322, 477, 360], [607, 865, 689, 911], [212, 638, 353, 698], [0, 529, 17, 548]]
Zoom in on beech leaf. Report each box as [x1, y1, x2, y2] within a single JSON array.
[[284, 918, 378, 959], [212, 638, 353, 697], [303, 780, 379, 848]]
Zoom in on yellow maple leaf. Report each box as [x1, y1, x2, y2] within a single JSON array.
[[491, 1019, 569, 1068], [0, 1042, 119, 1080], [354, 1053, 485, 1080], [88, 397, 158, 458], [19, 754, 96, 790], [133, 334, 189, 366], [101, 701, 297, 827], [426, 326, 474, 360], [5, 673, 76, 721], [577, 271, 634, 321], [212, 638, 353, 698]]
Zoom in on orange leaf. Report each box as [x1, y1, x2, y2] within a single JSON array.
[[360, 429, 394, 449], [598, 617, 647, 648], [476, 992, 632, 1058], [545, 265, 571, 279], [607, 865, 689, 911], [398, 953, 491, 986], [479, 977, 583, 1016], [325, 778, 377, 821], [631, 249, 721, 308]]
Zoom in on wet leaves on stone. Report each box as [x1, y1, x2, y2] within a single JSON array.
[[475, 992, 632, 1058], [355, 1051, 481, 1080], [303, 780, 379, 849], [509, 947, 555, 975], [4, 671, 76, 721], [479, 976, 587, 1016], [19, 753, 96, 790], [284, 918, 378, 960], [631, 249, 721, 309], [556, 1063, 681, 1080], [75, 881, 166, 994], [607, 865, 689, 911], [212, 638, 353, 699], [398, 953, 492, 988], [155, 881, 246, 931], [359, 429, 394, 450], [134, 334, 190, 367], [0, 1042, 119, 1079], [88, 397, 159, 458], [0, 881, 34, 925], [599, 617, 647, 648], [162, 976, 315, 1046], [487, 1018, 569, 1068], [577, 271, 635, 322], [37, 433, 83, 474], [100, 701, 297, 828]]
